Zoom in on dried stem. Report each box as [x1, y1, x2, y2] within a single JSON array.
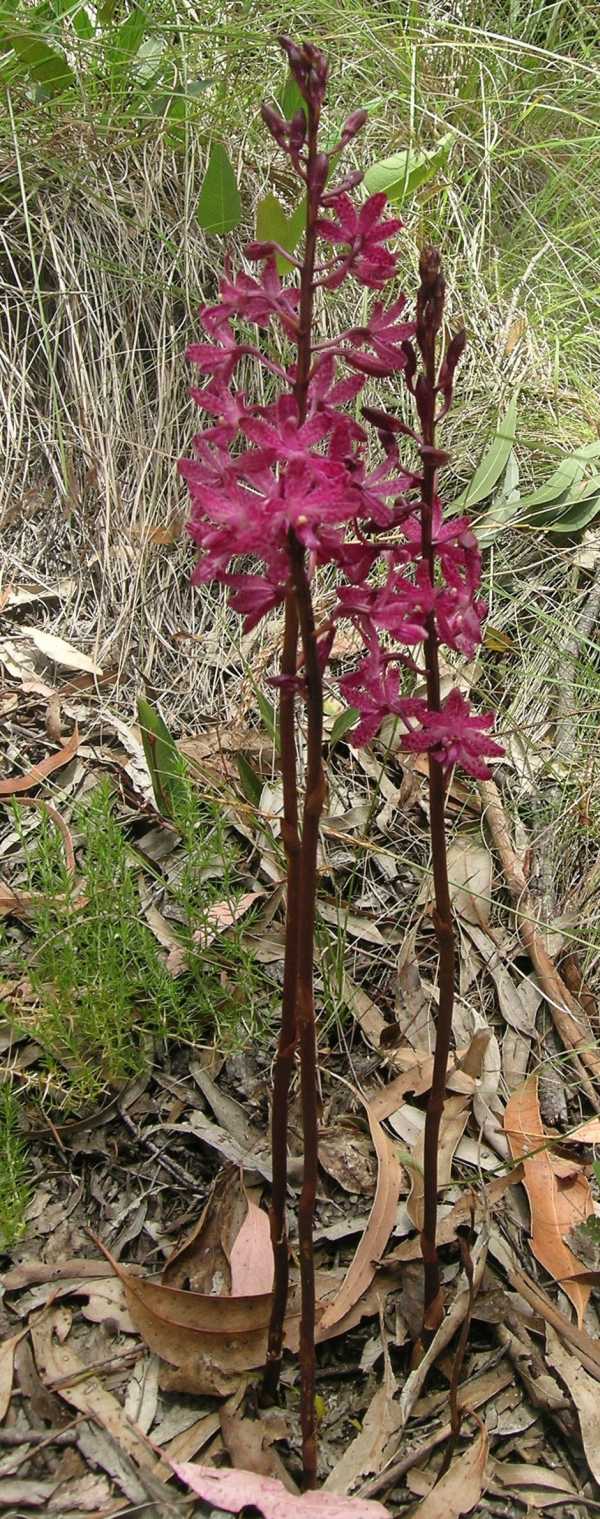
[[417, 249, 456, 1337]]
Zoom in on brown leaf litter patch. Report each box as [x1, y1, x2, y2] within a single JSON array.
[[2, 663, 600, 1513]]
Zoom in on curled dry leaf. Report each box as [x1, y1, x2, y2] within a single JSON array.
[[0, 725, 80, 797], [20, 626, 103, 674], [0, 1328, 30, 1422], [411, 1422, 489, 1518], [446, 835, 492, 926], [318, 1088, 403, 1332], [30, 1308, 158, 1477], [172, 1463, 390, 1519], [94, 1179, 273, 1395], [503, 1075, 594, 1325], [162, 1167, 249, 1294]]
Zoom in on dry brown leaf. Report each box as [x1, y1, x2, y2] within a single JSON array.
[[563, 1115, 600, 1144], [162, 1168, 249, 1293], [385, 1170, 522, 1265], [94, 1202, 284, 1395], [190, 1061, 265, 1152], [407, 1093, 470, 1231], [187, 1111, 273, 1183], [318, 1090, 403, 1332], [481, 777, 600, 1098], [0, 726, 80, 796], [342, 975, 387, 1050], [503, 1075, 594, 1325], [0, 1478, 59, 1508], [48, 1472, 112, 1510], [166, 891, 264, 974], [0, 1328, 30, 1421], [395, 929, 434, 1051], [20, 626, 103, 674], [220, 1407, 298, 1493], [318, 1126, 377, 1195], [124, 1354, 160, 1435], [30, 1307, 158, 1475], [546, 1324, 600, 1483], [324, 1360, 402, 1495], [412, 1423, 489, 1517], [490, 1459, 577, 1509]]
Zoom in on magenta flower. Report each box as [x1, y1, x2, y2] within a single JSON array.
[[203, 257, 300, 336], [401, 688, 504, 779], [180, 44, 501, 789], [316, 191, 402, 288]]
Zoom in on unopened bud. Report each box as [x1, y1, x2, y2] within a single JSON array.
[[245, 240, 276, 259], [341, 108, 368, 143], [279, 35, 304, 74], [321, 170, 363, 203], [261, 102, 288, 147], [312, 151, 329, 196], [419, 244, 442, 292], [288, 108, 307, 151], [445, 328, 467, 371]]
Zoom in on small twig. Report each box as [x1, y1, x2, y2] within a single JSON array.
[[117, 1107, 206, 1193], [0, 1425, 80, 1448]]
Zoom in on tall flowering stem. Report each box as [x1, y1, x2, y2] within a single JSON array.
[[415, 249, 458, 1336], [264, 46, 324, 1434], [180, 34, 503, 1485]]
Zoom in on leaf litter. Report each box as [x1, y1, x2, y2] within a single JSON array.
[[2, 644, 600, 1513]]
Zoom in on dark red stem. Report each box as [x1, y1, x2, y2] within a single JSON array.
[[290, 535, 324, 1491], [264, 81, 324, 1482], [263, 589, 300, 1397], [417, 250, 456, 1338]]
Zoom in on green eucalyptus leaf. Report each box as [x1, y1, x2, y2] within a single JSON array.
[[71, 3, 94, 40], [197, 141, 241, 235], [364, 132, 453, 205], [256, 689, 279, 748], [451, 394, 519, 514], [6, 28, 75, 93], [107, 4, 147, 84], [255, 190, 305, 272], [543, 483, 600, 535], [329, 706, 360, 748], [519, 440, 600, 517], [236, 753, 262, 809], [137, 697, 188, 822], [474, 448, 521, 545], [279, 73, 307, 121]]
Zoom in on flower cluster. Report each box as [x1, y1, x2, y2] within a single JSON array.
[[180, 37, 502, 780]]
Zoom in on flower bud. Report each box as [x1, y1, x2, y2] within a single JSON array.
[[320, 170, 363, 204], [312, 151, 329, 196], [288, 109, 307, 152], [244, 240, 276, 260], [340, 108, 368, 144], [261, 102, 288, 147]]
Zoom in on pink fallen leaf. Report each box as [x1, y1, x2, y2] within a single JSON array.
[[172, 1463, 390, 1518], [230, 1201, 274, 1297]]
